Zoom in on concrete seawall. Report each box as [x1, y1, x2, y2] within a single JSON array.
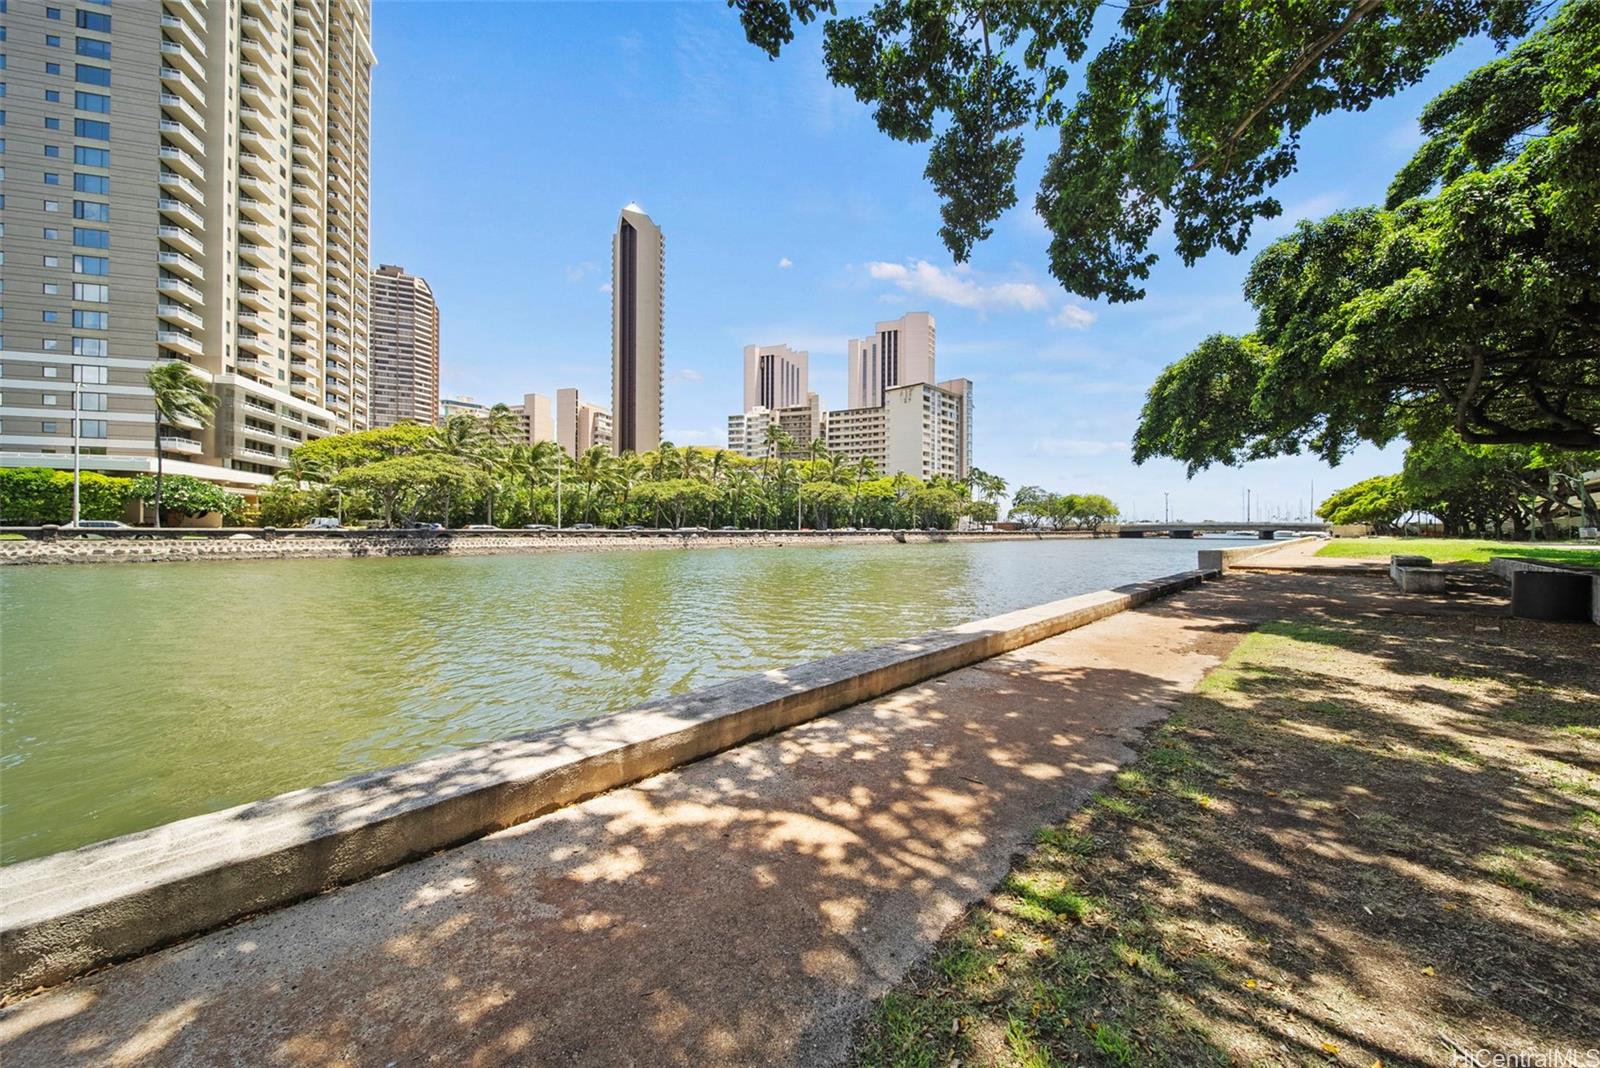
[[0, 529, 1100, 567], [1197, 535, 1320, 572], [0, 567, 1213, 997]]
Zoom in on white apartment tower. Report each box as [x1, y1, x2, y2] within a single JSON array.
[[846, 311, 936, 409], [611, 203, 663, 455], [742, 344, 808, 412], [369, 264, 438, 427], [0, 0, 374, 489]]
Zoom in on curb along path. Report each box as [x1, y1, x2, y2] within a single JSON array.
[[0, 574, 1306, 1067]]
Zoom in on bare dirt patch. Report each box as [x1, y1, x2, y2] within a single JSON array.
[[854, 579, 1600, 1067]]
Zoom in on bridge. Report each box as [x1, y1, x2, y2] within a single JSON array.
[[1112, 521, 1328, 540]]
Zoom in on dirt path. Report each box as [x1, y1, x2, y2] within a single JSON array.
[[856, 571, 1599, 1067], [0, 572, 1565, 1067]]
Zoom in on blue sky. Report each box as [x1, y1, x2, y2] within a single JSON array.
[[369, 2, 1509, 522]]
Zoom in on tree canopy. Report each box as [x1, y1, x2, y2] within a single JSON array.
[[733, 0, 1534, 301], [1133, 3, 1599, 472]]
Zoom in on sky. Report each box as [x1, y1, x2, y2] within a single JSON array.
[[368, 2, 1512, 523]]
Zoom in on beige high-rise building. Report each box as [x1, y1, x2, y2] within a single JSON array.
[[0, 0, 375, 491], [512, 393, 554, 445], [742, 344, 808, 412], [555, 387, 612, 459], [369, 265, 438, 427], [611, 203, 663, 455], [829, 380, 972, 483], [846, 311, 936, 409]]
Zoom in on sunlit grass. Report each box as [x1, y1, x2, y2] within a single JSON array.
[[1315, 538, 1599, 564]]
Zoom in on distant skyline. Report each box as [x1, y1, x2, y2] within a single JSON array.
[[369, 2, 1510, 522]]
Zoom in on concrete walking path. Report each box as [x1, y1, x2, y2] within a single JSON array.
[[0, 575, 1346, 1067]]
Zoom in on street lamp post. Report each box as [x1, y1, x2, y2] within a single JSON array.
[[1163, 491, 1169, 524], [70, 367, 83, 527]]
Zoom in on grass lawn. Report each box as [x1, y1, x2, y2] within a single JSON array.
[[854, 606, 1599, 1067], [1316, 537, 1599, 565]]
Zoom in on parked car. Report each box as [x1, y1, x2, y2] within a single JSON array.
[[572, 523, 596, 530], [409, 521, 445, 532], [462, 524, 498, 531], [303, 517, 341, 530], [623, 525, 647, 531], [71, 519, 129, 529], [718, 526, 737, 531], [523, 524, 553, 531]]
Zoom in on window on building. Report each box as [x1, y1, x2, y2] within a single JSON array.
[[42, 255, 60, 267], [73, 90, 108, 112], [46, 35, 61, 48], [79, 392, 107, 412], [75, 365, 106, 384], [73, 146, 106, 166], [74, 38, 110, 60], [72, 200, 107, 221], [73, 64, 109, 87], [46, 8, 62, 19], [72, 283, 107, 302], [43, 171, 59, 184], [44, 144, 60, 157], [42, 283, 59, 295], [42, 422, 59, 434], [42, 339, 59, 351], [72, 255, 107, 275], [44, 116, 60, 130], [45, 63, 62, 76], [42, 227, 58, 239], [72, 337, 106, 356], [72, 118, 108, 140], [72, 227, 108, 248], [43, 200, 59, 211], [42, 310, 60, 322], [72, 310, 107, 329], [73, 172, 107, 193], [76, 10, 111, 31], [80, 419, 108, 439]]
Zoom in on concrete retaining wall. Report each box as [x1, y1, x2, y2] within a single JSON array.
[[0, 529, 1096, 567], [1490, 556, 1600, 623], [0, 567, 1214, 997], [1196, 536, 1319, 572]]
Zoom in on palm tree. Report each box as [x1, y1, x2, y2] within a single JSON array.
[[725, 466, 758, 529], [428, 413, 486, 526], [851, 456, 878, 527], [762, 424, 794, 484], [146, 362, 218, 528], [572, 445, 613, 524]]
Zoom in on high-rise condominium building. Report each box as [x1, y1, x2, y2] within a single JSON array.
[[611, 203, 663, 455], [369, 264, 438, 427], [511, 392, 553, 445], [846, 312, 936, 409], [727, 393, 822, 460], [0, 0, 375, 491], [555, 387, 612, 459], [742, 344, 808, 412]]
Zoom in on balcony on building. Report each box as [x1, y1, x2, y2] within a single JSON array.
[[159, 65, 206, 109], [157, 330, 204, 358], [158, 170, 205, 209], [159, 435, 204, 456], [158, 118, 205, 157], [156, 224, 203, 259], [159, 39, 206, 83], [157, 250, 204, 283]]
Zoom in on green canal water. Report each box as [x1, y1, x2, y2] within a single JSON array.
[[0, 538, 1248, 864]]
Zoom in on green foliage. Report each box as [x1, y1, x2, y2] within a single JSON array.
[[257, 484, 325, 527], [291, 423, 435, 474], [129, 474, 245, 522], [1315, 474, 1412, 533], [733, 0, 1533, 301], [0, 468, 134, 524], [332, 454, 484, 528], [1134, 5, 1600, 469], [1008, 487, 1120, 531]]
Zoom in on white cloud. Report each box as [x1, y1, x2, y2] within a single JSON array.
[[598, 281, 613, 295], [565, 261, 598, 283], [865, 259, 1050, 313], [1031, 438, 1129, 458], [674, 368, 705, 382], [777, 257, 793, 269], [1049, 304, 1097, 330]]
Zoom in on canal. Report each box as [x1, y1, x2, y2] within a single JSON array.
[[0, 537, 1250, 863]]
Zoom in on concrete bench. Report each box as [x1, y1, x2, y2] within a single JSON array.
[[1491, 556, 1600, 624], [1388, 555, 1443, 593]]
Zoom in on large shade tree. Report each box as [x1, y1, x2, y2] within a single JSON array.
[[733, 0, 1534, 301], [1133, 3, 1600, 472]]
